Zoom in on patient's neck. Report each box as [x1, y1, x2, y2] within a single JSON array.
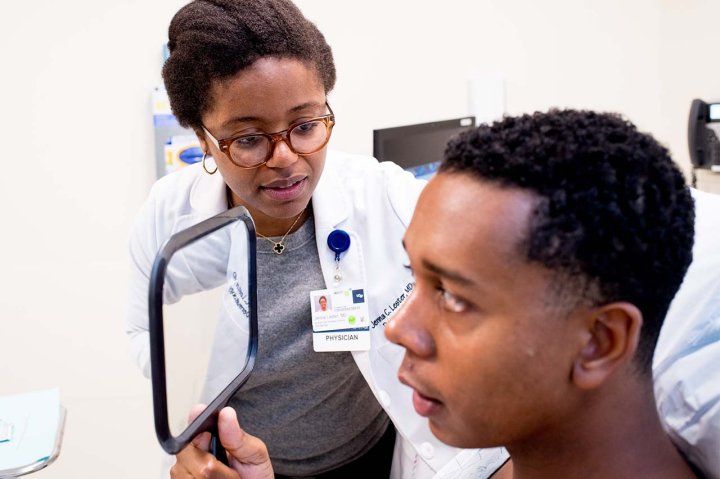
[[507, 375, 697, 479]]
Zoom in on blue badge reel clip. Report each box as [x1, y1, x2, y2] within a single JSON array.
[[327, 230, 350, 283]]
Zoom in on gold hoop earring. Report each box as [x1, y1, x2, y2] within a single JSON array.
[[202, 153, 218, 175]]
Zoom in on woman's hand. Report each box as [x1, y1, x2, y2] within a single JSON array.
[[171, 406, 274, 479]]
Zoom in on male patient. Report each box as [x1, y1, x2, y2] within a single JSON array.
[[385, 110, 701, 478]]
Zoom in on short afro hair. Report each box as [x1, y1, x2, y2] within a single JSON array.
[[163, 0, 336, 130], [441, 110, 695, 372]]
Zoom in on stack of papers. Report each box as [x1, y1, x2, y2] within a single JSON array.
[[0, 388, 64, 475]]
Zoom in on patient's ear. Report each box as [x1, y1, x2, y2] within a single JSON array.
[[571, 303, 642, 389]]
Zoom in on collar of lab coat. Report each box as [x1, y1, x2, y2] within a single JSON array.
[[188, 164, 228, 216], [186, 152, 350, 228]]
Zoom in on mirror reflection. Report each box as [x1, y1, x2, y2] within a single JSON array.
[[160, 220, 253, 439]]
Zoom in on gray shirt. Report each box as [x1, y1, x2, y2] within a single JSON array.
[[228, 212, 389, 476]]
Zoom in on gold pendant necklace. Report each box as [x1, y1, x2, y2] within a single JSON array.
[[256, 210, 305, 255]]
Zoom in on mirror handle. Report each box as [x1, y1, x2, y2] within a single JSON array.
[[210, 428, 230, 466]]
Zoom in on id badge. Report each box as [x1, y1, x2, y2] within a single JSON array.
[[310, 287, 371, 352]]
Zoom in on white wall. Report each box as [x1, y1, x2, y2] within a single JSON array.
[[0, 1, 717, 477], [317, 0, 667, 155], [0, 2, 186, 477], [657, 0, 720, 178]]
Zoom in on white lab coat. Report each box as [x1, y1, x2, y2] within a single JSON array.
[[654, 189, 720, 479], [126, 151, 509, 479]]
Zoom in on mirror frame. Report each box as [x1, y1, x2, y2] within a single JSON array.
[[148, 205, 258, 454]]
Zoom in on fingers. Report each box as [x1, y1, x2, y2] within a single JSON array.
[[188, 403, 208, 424], [174, 442, 239, 479], [187, 404, 211, 452], [218, 407, 270, 466], [171, 404, 269, 479], [169, 460, 194, 479], [192, 431, 212, 452]]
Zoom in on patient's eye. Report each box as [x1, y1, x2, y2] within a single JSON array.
[[439, 289, 468, 313]]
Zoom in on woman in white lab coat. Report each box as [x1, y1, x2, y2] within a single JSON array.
[[125, 1, 507, 478]]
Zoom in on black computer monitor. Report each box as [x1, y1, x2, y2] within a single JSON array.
[[373, 116, 475, 180], [688, 99, 720, 172]]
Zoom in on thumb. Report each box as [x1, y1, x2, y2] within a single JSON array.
[[217, 407, 270, 466]]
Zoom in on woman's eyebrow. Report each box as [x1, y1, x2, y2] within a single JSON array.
[[219, 102, 324, 129], [289, 101, 325, 113], [221, 115, 262, 129]]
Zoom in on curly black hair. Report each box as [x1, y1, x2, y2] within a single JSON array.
[[163, 0, 336, 130], [441, 110, 695, 372]]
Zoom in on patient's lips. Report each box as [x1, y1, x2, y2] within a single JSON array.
[[412, 389, 442, 417], [399, 373, 443, 417]]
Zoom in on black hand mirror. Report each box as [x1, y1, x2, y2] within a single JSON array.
[[148, 206, 258, 464]]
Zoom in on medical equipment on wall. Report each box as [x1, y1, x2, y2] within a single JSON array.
[[165, 135, 204, 173], [688, 99, 720, 187], [153, 87, 198, 178], [373, 116, 476, 180], [148, 206, 258, 464], [151, 43, 199, 179]]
